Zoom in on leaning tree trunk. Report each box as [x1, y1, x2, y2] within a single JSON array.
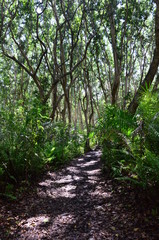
[[128, 0, 159, 114]]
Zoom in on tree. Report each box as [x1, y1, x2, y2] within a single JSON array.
[[128, 0, 159, 114]]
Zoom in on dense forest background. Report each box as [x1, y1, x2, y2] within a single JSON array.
[[0, 0, 159, 198]]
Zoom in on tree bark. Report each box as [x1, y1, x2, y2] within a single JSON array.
[[153, 74, 159, 90], [128, 0, 159, 114], [109, 10, 120, 105]]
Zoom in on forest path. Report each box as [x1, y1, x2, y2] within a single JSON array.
[[0, 150, 159, 240]]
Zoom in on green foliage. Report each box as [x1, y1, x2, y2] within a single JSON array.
[[98, 106, 135, 149], [97, 105, 136, 177], [137, 91, 159, 155], [0, 104, 46, 184], [0, 101, 85, 193], [98, 93, 159, 189], [135, 149, 159, 188], [44, 123, 84, 167], [89, 131, 98, 149]]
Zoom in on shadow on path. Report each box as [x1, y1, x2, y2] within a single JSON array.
[[0, 150, 159, 239]]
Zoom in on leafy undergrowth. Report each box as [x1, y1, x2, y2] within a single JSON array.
[[0, 104, 86, 198], [97, 90, 159, 191]]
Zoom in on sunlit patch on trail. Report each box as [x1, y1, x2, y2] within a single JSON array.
[[38, 179, 52, 187], [53, 213, 76, 226], [86, 179, 98, 184], [84, 169, 101, 176], [85, 154, 92, 157], [87, 176, 99, 181], [38, 183, 77, 199], [55, 175, 73, 184], [77, 158, 84, 161], [22, 215, 50, 229], [18, 213, 76, 239], [76, 163, 84, 167], [81, 160, 98, 167], [66, 166, 81, 174], [90, 189, 112, 198]]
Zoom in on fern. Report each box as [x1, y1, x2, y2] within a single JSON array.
[[98, 94, 159, 188]]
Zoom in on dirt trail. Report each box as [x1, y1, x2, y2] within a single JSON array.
[[0, 150, 159, 239]]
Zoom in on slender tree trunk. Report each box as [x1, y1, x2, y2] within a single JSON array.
[[96, 60, 107, 103], [153, 74, 159, 90], [109, 8, 120, 105]]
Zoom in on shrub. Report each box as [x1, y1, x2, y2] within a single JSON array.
[[44, 123, 84, 166], [97, 105, 136, 175], [97, 95, 159, 189], [0, 105, 46, 185]]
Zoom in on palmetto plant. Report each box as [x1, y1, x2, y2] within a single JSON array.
[[98, 92, 159, 188]]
